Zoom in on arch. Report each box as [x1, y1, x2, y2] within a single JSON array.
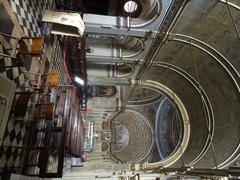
[[130, 0, 162, 27], [138, 80, 191, 168], [155, 98, 184, 160], [110, 109, 154, 163], [152, 62, 214, 167], [116, 0, 161, 27], [97, 86, 117, 97], [116, 63, 134, 78], [167, 33, 240, 92], [140, 34, 240, 167], [120, 36, 145, 58]]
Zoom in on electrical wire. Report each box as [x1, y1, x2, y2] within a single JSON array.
[[225, 0, 240, 41], [188, 40, 218, 168]]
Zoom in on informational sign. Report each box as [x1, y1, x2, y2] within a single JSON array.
[[84, 122, 94, 152], [42, 10, 85, 37]]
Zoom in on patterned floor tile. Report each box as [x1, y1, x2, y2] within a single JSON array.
[[0, 146, 4, 158], [5, 147, 12, 160], [0, 0, 59, 176], [51, 40, 69, 85], [0, 57, 5, 72], [16, 132, 22, 145], [8, 130, 16, 143], [0, 3, 14, 35], [2, 136, 11, 146], [0, 154, 7, 168], [9, 0, 50, 37], [12, 148, 19, 161], [14, 123, 21, 135], [7, 155, 14, 167], [14, 154, 21, 167]]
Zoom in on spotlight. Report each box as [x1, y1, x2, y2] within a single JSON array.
[[74, 76, 84, 85]]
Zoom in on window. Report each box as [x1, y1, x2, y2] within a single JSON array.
[[124, 1, 138, 13]]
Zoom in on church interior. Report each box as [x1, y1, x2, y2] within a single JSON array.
[[0, 0, 240, 179]]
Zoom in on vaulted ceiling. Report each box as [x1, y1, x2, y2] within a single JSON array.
[[72, 0, 240, 170], [142, 0, 240, 168]]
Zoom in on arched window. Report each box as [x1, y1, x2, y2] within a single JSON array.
[[97, 86, 117, 97], [119, 0, 142, 18], [124, 1, 138, 13]]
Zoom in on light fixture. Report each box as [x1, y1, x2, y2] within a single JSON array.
[[124, 0, 138, 13], [74, 76, 85, 85]]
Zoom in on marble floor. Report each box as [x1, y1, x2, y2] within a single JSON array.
[[0, 0, 53, 176], [0, 0, 71, 177]]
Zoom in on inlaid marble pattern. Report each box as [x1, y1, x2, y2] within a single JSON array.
[[9, 0, 50, 36], [0, 0, 51, 174]]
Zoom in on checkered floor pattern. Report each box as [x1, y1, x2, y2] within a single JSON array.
[[0, 0, 69, 175], [0, 64, 31, 172], [51, 40, 70, 85], [0, 120, 26, 169], [9, 0, 50, 37], [0, 0, 52, 174], [0, 58, 31, 88]]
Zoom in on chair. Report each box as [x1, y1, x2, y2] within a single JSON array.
[[14, 92, 33, 118], [13, 70, 59, 122], [0, 32, 19, 58], [13, 91, 55, 122], [18, 37, 44, 55], [34, 102, 55, 121], [21, 71, 59, 90], [46, 71, 59, 89], [0, 32, 44, 68]]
